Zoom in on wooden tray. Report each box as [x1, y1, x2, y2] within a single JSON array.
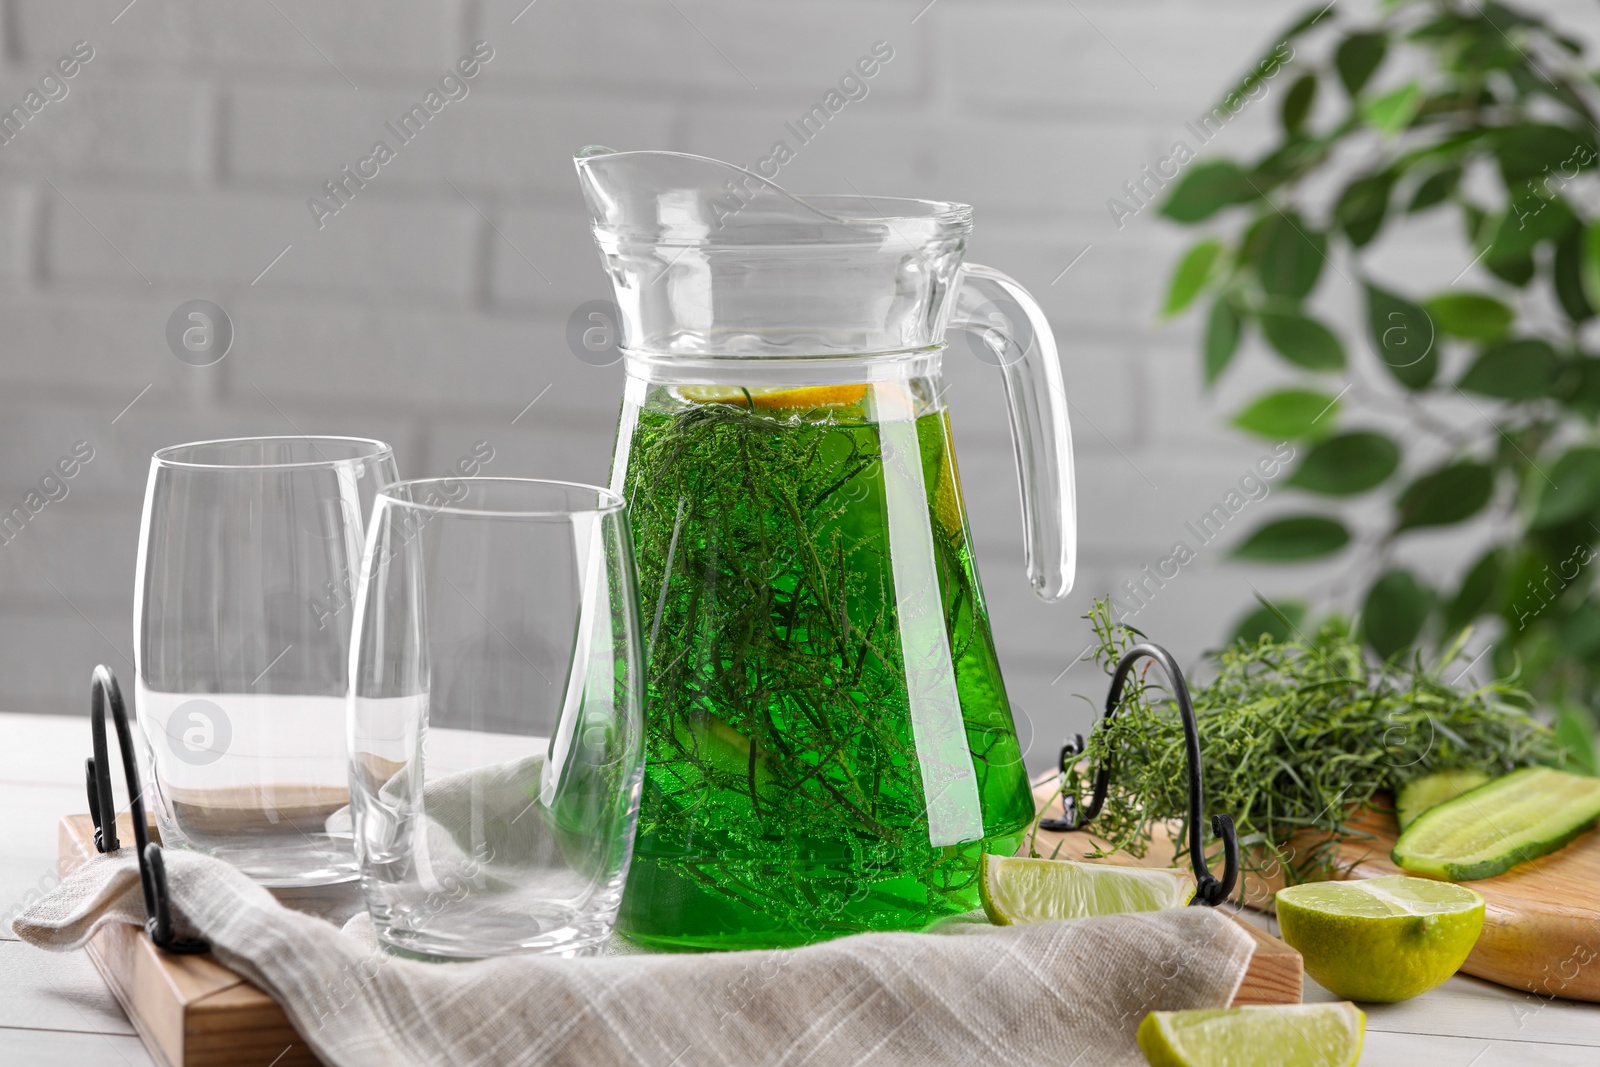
[[1030, 777, 1600, 1002], [58, 814, 321, 1067], [59, 811, 1299, 1066]]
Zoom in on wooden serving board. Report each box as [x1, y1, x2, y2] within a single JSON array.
[[56, 810, 1298, 1066], [58, 814, 322, 1067], [1030, 777, 1600, 1002]]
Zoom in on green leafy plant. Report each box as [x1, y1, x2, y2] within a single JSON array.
[[1160, 0, 1600, 768], [1051, 600, 1560, 890]]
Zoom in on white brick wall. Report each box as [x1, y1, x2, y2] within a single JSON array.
[[0, 186, 29, 280], [3, 0, 1597, 773], [0, 77, 208, 177], [12, 1, 462, 73]]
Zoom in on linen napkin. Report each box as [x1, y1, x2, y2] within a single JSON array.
[[14, 849, 1255, 1067]]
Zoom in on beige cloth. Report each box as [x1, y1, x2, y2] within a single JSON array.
[[14, 849, 1255, 1067]]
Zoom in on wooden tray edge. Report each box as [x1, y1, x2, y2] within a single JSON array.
[[57, 814, 322, 1067]]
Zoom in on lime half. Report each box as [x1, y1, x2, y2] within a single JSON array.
[[979, 855, 1195, 925], [1276, 875, 1484, 1002], [1137, 1003, 1365, 1067]]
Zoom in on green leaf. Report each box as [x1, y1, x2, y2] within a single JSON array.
[[1554, 226, 1594, 324], [1558, 599, 1600, 659], [1281, 73, 1317, 136], [1400, 128, 1490, 172], [1259, 310, 1346, 371], [1257, 213, 1326, 298], [1581, 219, 1600, 313], [1163, 238, 1224, 317], [1407, 166, 1460, 213], [1160, 161, 1259, 223], [1421, 292, 1513, 340], [1486, 191, 1575, 265], [1334, 172, 1394, 248], [1250, 140, 1322, 192], [1366, 285, 1437, 389], [1276, 4, 1338, 44], [1396, 462, 1495, 531], [1462, 202, 1486, 250], [1512, 191, 1578, 245], [1484, 249, 1536, 287], [1362, 81, 1423, 136], [1558, 357, 1600, 418], [1231, 388, 1339, 439], [1501, 549, 1556, 633], [1410, 14, 1467, 42], [1531, 446, 1600, 529], [1554, 702, 1598, 777], [1458, 339, 1560, 400], [1443, 548, 1503, 636], [1284, 432, 1401, 495], [1213, 23, 1300, 118], [1230, 597, 1308, 647], [1232, 516, 1351, 561], [1335, 32, 1387, 96], [1203, 298, 1243, 385], [1455, 13, 1525, 69], [1493, 124, 1598, 185], [1361, 569, 1429, 659]]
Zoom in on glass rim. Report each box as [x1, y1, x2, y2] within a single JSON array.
[[377, 477, 627, 519], [151, 435, 394, 471]]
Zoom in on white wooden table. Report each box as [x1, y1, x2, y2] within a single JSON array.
[[2, 711, 1598, 1066]]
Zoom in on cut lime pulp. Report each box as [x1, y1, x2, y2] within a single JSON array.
[[1137, 1003, 1365, 1067], [979, 854, 1194, 925], [1275, 875, 1484, 1002]]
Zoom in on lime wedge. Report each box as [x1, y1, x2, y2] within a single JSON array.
[[978, 855, 1194, 925], [1393, 766, 1600, 880], [1275, 875, 1484, 1002], [1137, 1003, 1365, 1067], [1396, 769, 1489, 830]]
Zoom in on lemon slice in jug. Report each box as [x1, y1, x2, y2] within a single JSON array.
[[677, 385, 868, 410]]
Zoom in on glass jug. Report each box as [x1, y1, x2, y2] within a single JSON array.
[[575, 147, 1077, 949]]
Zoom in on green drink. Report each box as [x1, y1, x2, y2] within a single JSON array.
[[613, 382, 1034, 950]]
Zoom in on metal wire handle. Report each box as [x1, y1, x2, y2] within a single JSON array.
[[1037, 642, 1240, 907], [85, 665, 209, 954]]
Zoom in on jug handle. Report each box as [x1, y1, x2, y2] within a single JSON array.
[[949, 263, 1077, 602]]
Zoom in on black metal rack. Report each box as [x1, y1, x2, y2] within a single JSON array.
[[85, 665, 209, 954], [1038, 641, 1240, 907]]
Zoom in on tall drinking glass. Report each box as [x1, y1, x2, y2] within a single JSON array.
[[348, 478, 645, 959], [135, 436, 399, 886]]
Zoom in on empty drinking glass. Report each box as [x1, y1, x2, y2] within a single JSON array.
[[347, 478, 645, 959], [136, 436, 399, 886]]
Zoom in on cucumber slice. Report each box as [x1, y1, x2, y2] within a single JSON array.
[[1396, 769, 1490, 830], [1393, 767, 1600, 880]]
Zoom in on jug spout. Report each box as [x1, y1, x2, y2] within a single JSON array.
[[573, 146, 972, 358], [575, 144, 842, 244]]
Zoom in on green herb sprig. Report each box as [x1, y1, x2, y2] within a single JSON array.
[[1055, 598, 1562, 889]]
